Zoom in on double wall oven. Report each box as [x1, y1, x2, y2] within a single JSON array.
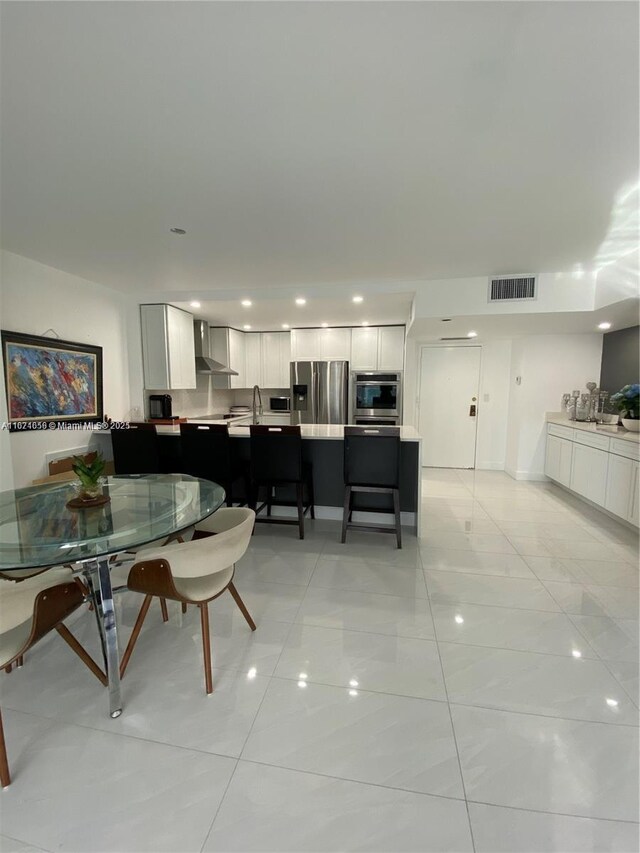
[[350, 372, 402, 426]]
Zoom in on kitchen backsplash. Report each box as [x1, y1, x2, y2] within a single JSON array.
[[144, 380, 289, 418], [146, 375, 234, 418]]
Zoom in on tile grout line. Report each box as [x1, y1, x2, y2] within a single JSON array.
[[419, 543, 478, 853]]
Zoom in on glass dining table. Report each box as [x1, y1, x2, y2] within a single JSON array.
[[0, 473, 225, 718]]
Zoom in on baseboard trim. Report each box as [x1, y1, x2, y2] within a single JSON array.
[[505, 467, 549, 482]]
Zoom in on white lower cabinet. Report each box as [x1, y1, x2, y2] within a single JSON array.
[[570, 443, 609, 506], [605, 454, 639, 524], [545, 424, 639, 526], [544, 434, 573, 487]]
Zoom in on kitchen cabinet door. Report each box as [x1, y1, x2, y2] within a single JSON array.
[[262, 332, 290, 388], [244, 333, 262, 389], [605, 453, 637, 521], [570, 443, 608, 507], [141, 304, 196, 390], [291, 329, 321, 361], [228, 328, 246, 388], [319, 327, 351, 360], [378, 326, 405, 370], [351, 327, 379, 369]]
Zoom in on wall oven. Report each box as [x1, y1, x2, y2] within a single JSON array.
[[351, 372, 402, 424]]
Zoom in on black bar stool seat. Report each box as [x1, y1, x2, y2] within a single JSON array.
[[341, 426, 402, 549], [249, 425, 315, 539], [111, 422, 160, 475], [179, 423, 248, 506]]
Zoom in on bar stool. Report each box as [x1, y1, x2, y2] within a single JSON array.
[[341, 426, 402, 549], [111, 422, 160, 474], [179, 423, 248, 506], [249, 425, 314, 539]]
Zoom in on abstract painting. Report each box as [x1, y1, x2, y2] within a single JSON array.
[[1, 330, 103, 428]]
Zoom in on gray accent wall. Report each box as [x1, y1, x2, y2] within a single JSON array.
[[599, 326, 639, 394]]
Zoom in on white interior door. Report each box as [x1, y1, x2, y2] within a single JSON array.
[[418, 346, 481, 468]]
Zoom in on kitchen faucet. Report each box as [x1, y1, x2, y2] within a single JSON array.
[[252, 385, 263, 424]]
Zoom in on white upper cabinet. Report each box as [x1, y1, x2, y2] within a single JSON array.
[[350, 326, 405, 371], [378, 326, 405, 370], [140, 304, 196, 390], [351, 327, 379, 369], [244, 334, 262, 389], [211, 327, 246, 389], [290, 328, 321, 360], [262, 332, 291, 388], [319, 327, 351, 360]]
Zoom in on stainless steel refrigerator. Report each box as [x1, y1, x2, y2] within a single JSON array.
[[290, 361, 349, 424]]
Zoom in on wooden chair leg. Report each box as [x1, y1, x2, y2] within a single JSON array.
[[341, 485, 351, 543], [55, 624, 107, 686], [228, 581, 257, 631], [296, 482, 305, 540], [181, 602, 187, 614], [0, 708, 10, 788], [159, 598, 169, 623], [16, 656, 23, 668], [3, 664, 11, 674], [393, 488, 402, 550], [120, 594, 153, 678], [199, 602, 213, 694]]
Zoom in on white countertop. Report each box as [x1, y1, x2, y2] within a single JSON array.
[[546, 414, 640, 444], [154, 421, 421, 441]]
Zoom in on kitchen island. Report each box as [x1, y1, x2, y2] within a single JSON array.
[[148, 421, 423, 534]]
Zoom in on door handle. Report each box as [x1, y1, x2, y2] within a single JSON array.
[[469, 404, 477, 417]]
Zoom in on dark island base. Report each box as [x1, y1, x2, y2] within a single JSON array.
[[157, 435, 420, 524]]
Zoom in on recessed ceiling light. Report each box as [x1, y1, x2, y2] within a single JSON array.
[[572, 649, 582, 658], [598, 322, 612, 330], [362, 321, 369, 326], [321, 322, 328, 328], [189, 301, 201, 308], [454, 614, 464, 624], [241, 299, 252, 307], [169, 227, 186, 235], [295, 298, 306, 306], [282, 323, 290, 329], [243, 324, 251, 330], [467, 331, 478, 338], [606, 698, 619, 707], [352, 296, 364, 303]]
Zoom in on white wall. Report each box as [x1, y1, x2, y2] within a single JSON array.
[[505, 334, 604, 480], [413, 272, 597, 319], [594, 248, 640, 310], [404, 338, 512, 471], [1, 250, 136, 486], [477, 340, 512, 470]]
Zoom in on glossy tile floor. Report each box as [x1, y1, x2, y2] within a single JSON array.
[[1, 470, 639, 852]]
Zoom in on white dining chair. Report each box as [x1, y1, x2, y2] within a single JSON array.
[[119, 507, 256, 694], [0, 570, 107, 787]]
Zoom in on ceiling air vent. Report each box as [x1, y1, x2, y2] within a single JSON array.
[[440, 336, 472, 341], [489, 275, 536, 302]]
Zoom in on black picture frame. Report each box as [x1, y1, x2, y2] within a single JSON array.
[[1, 330, 104, 430]]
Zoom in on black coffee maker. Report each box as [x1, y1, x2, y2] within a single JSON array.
[[148, 394, 173, 419]]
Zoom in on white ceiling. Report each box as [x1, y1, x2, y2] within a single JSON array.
[[173, 291, 413, 331], [1, 2, 638, 295], [408, 298, 640, 342]]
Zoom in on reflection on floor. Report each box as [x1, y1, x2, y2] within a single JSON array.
[[0, 470, 638, 852]]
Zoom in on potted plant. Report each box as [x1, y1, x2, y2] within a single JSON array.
[[610, 384, 640, 432], [67, 452, 109, 507]]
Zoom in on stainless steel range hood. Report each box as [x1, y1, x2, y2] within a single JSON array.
[[193, 319, 238, 375]]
